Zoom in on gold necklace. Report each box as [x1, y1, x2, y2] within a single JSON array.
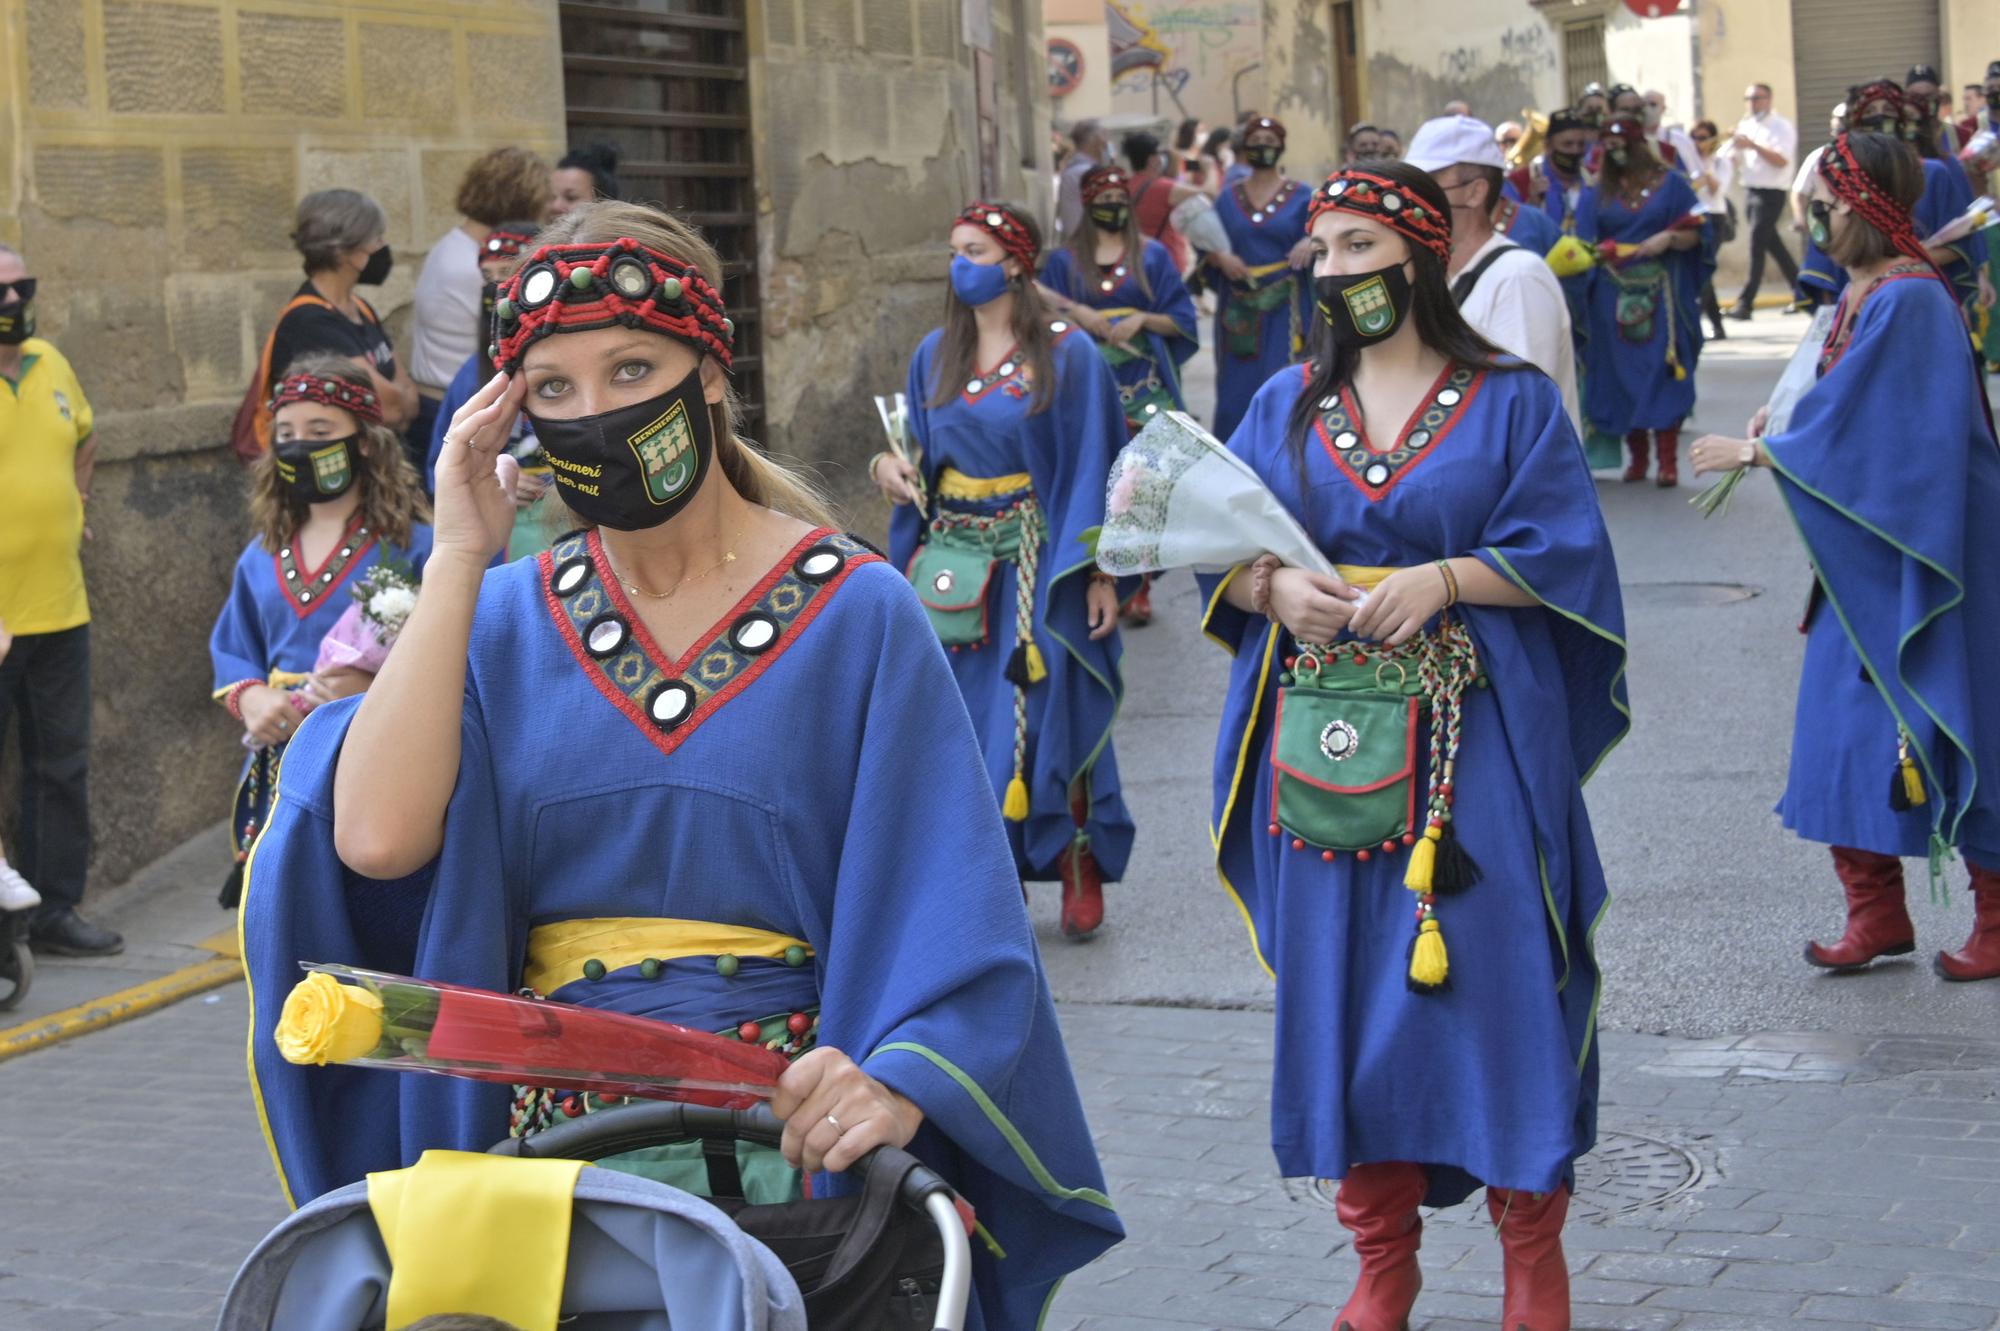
[[608, 521, 748, 600]]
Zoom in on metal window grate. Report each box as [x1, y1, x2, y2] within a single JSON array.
[[1563, 19, 1608, 104], [558, 0, 764, 426]]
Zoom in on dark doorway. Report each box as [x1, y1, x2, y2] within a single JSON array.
[[1330, 0, 1362, 138], [559, 1, 765, 428]]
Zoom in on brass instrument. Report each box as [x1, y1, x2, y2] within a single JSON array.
[[1507, 108, 1548, 172]]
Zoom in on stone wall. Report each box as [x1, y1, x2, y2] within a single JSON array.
[[1257, 0, 1340, 182], [750, 0, 1053, 524], [0, 0, 566, 891]]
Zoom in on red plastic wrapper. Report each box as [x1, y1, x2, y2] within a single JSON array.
[[281, 964, 789, 1107]]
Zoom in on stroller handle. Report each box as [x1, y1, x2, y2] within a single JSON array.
[[493, 1101, 973, 1331]]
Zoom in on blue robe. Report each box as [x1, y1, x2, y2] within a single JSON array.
[[1575, 172, 1704, 434], [1799, 159, 1987, 314], [1499, 197, 1563, 256], [241, 529, 1123, 1330], [1040, 238, 1199, 431], [1538, 160, 1587, 233], [890, 328, 1134, 882], [1208, 177, 1314, 440], [1763, 273, 2000, 868], [209, 519, 433, 859], [1199, 362, 1627, 1205]]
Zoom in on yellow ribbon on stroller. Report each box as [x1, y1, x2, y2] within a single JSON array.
[[368, 1150, 585, 1330]]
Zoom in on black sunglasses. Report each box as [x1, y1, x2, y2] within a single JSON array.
[[0, 278, 37, 303]]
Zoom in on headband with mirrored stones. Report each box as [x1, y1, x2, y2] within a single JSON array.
[[954, 201, 1039, 269], [1081, 166, 1132, 205], [1847, 80, 1905, 123], [1245, 115, 1287, 144], [482, 223, 541, 262], [269, 372, 384, 424], [1308, 169, 1453, 265], [1601, 115, 1647, 147], [492, 237, 733, 375]]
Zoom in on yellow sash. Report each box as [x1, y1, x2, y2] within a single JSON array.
[[936, 468, 1034, 502], [1335, 564, 1397, 591], [370, 1151, 585, 1331], [522, 917, 814, 996]]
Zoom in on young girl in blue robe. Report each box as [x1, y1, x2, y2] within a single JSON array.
[[1575, 116, 1706, 487], [880, 201, 1133, 941], [210, 357, 431, 907], [1202, 116, 1314, 440], [243, 202, 1122, 1331], [1692, 130, 2000, 985], [1201, 163, 1627, 1331]]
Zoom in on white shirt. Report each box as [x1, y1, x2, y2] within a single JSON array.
[[1657, 124, 1702, 180], [1730, 110, 1797, 190], [408, 226, 484, 392], [1453, 232, 1580, 432], [1692, 147, 1734, 216]]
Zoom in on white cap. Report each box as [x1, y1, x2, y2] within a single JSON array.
[[1406, 115, 1507, 172]]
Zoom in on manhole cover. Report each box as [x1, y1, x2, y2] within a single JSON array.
[[1299, 1131, 1701, 1219], [1621, 581, 1760, 607]]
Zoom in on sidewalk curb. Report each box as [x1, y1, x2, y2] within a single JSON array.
[[0, 932, 242, 1063]]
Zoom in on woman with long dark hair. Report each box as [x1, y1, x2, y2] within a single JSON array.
[[876, 202, 1133, 940], [1204, 117, 1314, 439], [1199, 161, 1627, 1331], [1692, 131, 2000, 983], [1575, 115, 1706, 485]]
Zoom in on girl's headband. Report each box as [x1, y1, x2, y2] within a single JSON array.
[[1308, 169, 1453, 265], [269, 372, 383, 425], [954, 201, 1039, 269]]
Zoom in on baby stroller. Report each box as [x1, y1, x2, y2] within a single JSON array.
[[216, 1102, 973, 1331]]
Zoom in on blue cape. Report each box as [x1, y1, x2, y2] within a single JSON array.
[[241, 535, 1122, 1329], [1574, 171, 1705, 433], [1209, 178, 1314, 439], [1040, 237, 1200, 419]]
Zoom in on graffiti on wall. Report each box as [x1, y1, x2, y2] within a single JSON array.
[[1434, 24, 1559, 82], [1107, 1, 1262, 122]]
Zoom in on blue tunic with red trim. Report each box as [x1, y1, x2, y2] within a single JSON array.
[[1574, 171, 1704, 434], [1764, 272, 2000, 867], [1498, 197, 1563, 257], [209, 517, 432, 857], [241, 528, 1122, 1330], [1209, 177, 1314, 440], [891, 327, 1134, 883], [1198, 362, 1627, 1205], [1040, 238, 1200, 432]]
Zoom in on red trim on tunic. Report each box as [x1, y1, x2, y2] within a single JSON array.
[[273, 512, 375, 620], [1311, 362, 1486, 503]]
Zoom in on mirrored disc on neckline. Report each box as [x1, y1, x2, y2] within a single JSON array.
[[553, 557, 593, 597], [1364, 462, 1392, 486], [1407, 428, 1433, 449], [795, 545, 847, 583], [731, 612, 779, 655], [647, 679, 696, 728], [1334, 430, 1359, 450], [584, 614, 629, 658], [1436, 387, 1462, 407]]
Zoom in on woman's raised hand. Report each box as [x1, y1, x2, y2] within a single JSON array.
[[1269, 567, 1364, 643], [433, 372, 527, 563]]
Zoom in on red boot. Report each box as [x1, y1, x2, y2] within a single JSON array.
[[1621, 430, 1650, 483], [1058, 841, 1104, 939], [1935, 860, 2000, 981], [1654, 427, 1680, 488], [1487, 1186, 1571, 1331], [1332, 1162, 1427, 1331], [1805, 847, 1915, 970]]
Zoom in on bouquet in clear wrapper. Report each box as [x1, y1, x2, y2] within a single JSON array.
[[274, 964, 791, 1109], [874, 391, 926, 509], [1096, 410, 1334, 578], [1692, 305, 1835, 518]]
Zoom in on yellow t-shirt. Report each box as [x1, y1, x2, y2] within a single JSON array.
[[0, 339, 94, 634]]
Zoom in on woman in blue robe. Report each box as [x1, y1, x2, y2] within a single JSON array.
[[1692, 131, 2000, 985], [1201, 116, 1315, 440], [878, 201, 1132, 941], [210, 357, 431, 907], [1575, 116, 1705, 486], [243, 202, 1121, 1331], [1200, 163, 1627, 1331]]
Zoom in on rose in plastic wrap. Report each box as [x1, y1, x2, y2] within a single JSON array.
[[276, 970, 388, 1066]]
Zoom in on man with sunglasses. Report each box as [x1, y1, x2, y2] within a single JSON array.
[[0, 244, 122, 958]]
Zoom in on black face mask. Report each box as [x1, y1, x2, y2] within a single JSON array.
[[1854, 116, 1897, 135], [527, 363, 715, 531], [1807, 201, 1833, 249], [358, 245, 394, 286], [1315, 262, 1414, 348], [1605, 145, 1630, 168], [1244, 144, 1283, 169], [1550, 149, 1583, 175], [1088, 203, 1132, 232], [0, 300, 34, 346], [274, 434, 362, 503]]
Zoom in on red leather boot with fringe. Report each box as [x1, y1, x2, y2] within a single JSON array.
[[1488, 1185, 1571, 1331], [1332, 1162, 1427, 1331]]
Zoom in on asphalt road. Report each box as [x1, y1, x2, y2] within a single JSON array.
[[1028, 312, 2000, 1040]]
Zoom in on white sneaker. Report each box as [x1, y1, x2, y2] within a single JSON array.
[[0, 862, 41, 913]]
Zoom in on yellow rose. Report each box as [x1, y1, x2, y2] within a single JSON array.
[[276, 971, 386, 1066]]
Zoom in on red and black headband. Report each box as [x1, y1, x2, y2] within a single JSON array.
[[1244, 116, 1287, 144], [269, 372, 383, 425], [954, 201, 1039, 270], [492, 237, 733, 376], [481, 223, 541, 262], [1601, 115, 1647, 146], [1817, 133, 1937, 275], [1081, 166, 1132, 205], [1308, 169, 1453, 265], [1848, 80, 1905, 124]]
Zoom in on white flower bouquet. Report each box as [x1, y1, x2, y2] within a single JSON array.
[[313, 560, 421, 676]]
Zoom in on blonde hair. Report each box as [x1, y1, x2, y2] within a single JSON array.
[[252, 355, 432, 552], [531, 200, 837, 530]]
